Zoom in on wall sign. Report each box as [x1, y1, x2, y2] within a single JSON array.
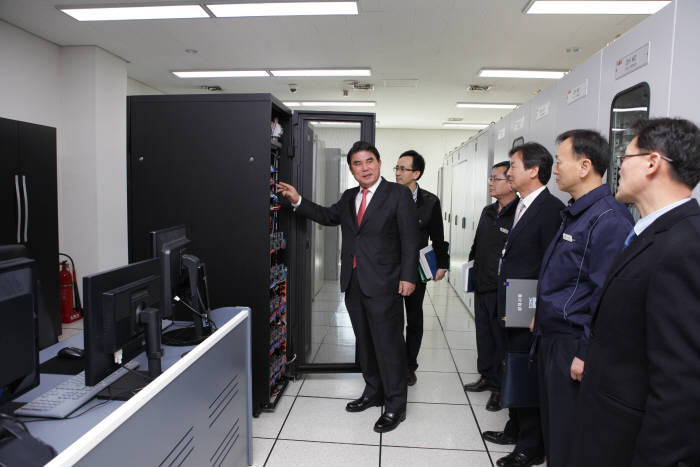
[[567, 79, 588, 105], [615, 43, 650, 80], [535, 101, 551, 120]]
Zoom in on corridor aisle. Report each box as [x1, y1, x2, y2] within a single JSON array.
[[251, 279, 513, 467]]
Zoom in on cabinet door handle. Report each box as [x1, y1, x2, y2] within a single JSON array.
[[14, 175, 21, 243], [22, 175, 28, 243]]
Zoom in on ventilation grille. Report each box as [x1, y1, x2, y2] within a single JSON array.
[[159, 426, 195, 467], [209, 419, 240, 467]]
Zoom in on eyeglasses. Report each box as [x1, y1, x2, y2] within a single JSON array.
[[488, 176, 508, 182], [616, 152, 674, 164], [394, 166, 416, 172]]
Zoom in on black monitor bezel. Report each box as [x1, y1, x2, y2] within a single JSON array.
[[150, 226, 190, 319]]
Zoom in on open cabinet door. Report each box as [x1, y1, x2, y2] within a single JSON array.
[[287, 111, 375, 374]]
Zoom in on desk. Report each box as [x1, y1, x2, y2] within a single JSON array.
[[16, 307, 252, 467]]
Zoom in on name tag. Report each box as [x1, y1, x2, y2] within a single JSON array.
[[562, 233, 574, 242], [500, 227, 509, 234]]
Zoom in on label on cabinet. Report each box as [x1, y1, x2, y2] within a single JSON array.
[[497, 128, 506, 140], [512, 116, 525, 132], [567, 79, 588, 105], [535, 102, 551, 120], [615, 43, 650, 80]]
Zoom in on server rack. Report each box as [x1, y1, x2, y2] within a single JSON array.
[[127, 94, 293, 414]]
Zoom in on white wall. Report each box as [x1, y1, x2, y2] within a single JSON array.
[[127, 78, 163, 95], [377, 128, 476, 195], [1, 21, 128, 289]]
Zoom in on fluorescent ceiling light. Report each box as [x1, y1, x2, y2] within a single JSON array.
[[60, 5, 209, 21], [270, 69, 371, 77], [611, 128, 628, 132], [442, 123, 489, 129], [479, 69, 567, 79], [456, 103, 518, 109], [283, 102, 302, 107], [309, 121, 362, 127], [172, 70, 270, 78], [612, 106, 648, 112], [301, 101, 375, 107], [208, 2, 358, 17], [524, 1, 670, 15]]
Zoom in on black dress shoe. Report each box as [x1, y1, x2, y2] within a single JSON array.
[[373, 410, 406, 433], [496, 451, 544, 467], [346, 396, 382, 413], [486, 391, 501, 412], [482, 430, 517, 445], [463, 376, 493, 392], [407, 370, 417, 386]]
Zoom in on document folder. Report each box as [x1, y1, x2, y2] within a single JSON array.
[[504, 279, 538, 328], [418, 245, 438, 281], [464, 260, 474, 292]]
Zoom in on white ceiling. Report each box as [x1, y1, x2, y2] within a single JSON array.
[[0, 0, 650, 129]]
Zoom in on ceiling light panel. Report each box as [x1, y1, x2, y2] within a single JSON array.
[[302, 101, 375, 107], [456, 103, 518, 109], [524, 1, 670, 15], [60, 5, 209, 21], [172, 70, 270, 78], [442, 123, 489, 129], [208, 2, 358, 17], [479, 69, 567, 79], [270, 69, 371, 77]]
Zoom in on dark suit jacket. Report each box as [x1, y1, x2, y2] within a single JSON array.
[[497, 187, 564, 322], [296, 177, 419, 297], [416, 187, 449, 269], [570, 199, 700, 467]]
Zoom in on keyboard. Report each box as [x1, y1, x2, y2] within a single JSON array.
[[15, 360, 141, 419]]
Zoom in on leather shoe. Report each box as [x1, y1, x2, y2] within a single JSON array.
[[373, 410, 406, 433], [486, 391, 501, 412], [407, 370, 417, 386], [496, 450, 544, 467], [346, 396, 382, 413], [482, 430, 517, 445], [463, 376, 495, 392]]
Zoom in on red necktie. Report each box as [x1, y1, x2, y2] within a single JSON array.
[[353, 188, 369, 268]]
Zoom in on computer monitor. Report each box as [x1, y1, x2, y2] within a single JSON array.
[[0, 247, 39, 408], [83, 258, 163, 388], [150, 226, 212, 345]]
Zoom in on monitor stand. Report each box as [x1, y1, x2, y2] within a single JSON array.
[[96, 371, 152, 401], [162, 324, 213, 346]]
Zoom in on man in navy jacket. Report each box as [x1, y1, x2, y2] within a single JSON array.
[[533, 130, 633, 467], [570, 118, 700, 466]]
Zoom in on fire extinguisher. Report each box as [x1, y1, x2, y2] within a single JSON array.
[[59, 253, 82, 323]]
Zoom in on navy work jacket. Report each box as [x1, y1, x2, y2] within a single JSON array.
[[534, 184, 634, 359]]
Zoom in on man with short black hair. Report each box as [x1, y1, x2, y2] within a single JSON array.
[[533, 130, 633, 467], [570, 118, 700, 466], [463, 161, 518, 412], [482, 142, 564, 467], [394, 150, 449, 387], [278, 141, 419, 433]]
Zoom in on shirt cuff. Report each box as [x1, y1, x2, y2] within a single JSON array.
[[292, 196, 302, 209]]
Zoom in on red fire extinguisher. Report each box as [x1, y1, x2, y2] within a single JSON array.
[[59, 253, 82, 323]]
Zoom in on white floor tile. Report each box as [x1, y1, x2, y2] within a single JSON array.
[[382, 402, 484, 450], [312, 343, 355, 363], [381, 446, 492, 467], [282, 375, 305, 396], [408, 372, 468, 404], [452, 349, 479, 373], [422, 316, 442, 331], [415, 329, 448, 349], [312, 301, 346, 313], [266, 440, 378, 467], [252, 437, 274, 467], [445, 330, 477, 350], [279, 397, 381, 445], [330, 312, 352, 327], [252, 395, 295, 438], [438, 310, 476, 331], [416, 348, 457, 373], [322, 326, 357, 346], [299, 373, 366, 399]]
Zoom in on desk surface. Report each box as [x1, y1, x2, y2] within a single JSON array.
[[16, 307, 248, 455]]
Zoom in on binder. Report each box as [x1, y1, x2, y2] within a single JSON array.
[[504, 279, 538, 328], [464, 260, 474, 292], [418, 245, 438, 281]]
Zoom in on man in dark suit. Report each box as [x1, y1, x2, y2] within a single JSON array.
[[277, 141, 419, 433], [570, 118, 700, 466], [394, 150, 449, 387], [482, 143, 564, 467], [464, 161, 518, 412]]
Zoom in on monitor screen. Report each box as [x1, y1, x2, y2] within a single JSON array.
[[0, 253, 39, 407], [150, 226, 189, 319], [83, 258, 161, 386]]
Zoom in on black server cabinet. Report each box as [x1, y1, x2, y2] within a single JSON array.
[[127, 94, 293, 413], [0, 117, 60, 348]]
